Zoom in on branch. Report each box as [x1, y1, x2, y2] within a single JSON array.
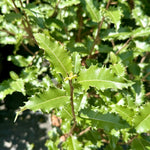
[[12, 0, 37, 45], [51, 0, 61, 18], [76, 5, 83, 42], [67, 79, 77, 136], [69, 79, 76, 123], [77, 127, 91, 137], [116, 37, 133, 55], [88, 0, 111, 58], [21, 43, 34, 55]]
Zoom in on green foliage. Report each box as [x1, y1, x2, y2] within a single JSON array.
[[1, 0, 150, 149]]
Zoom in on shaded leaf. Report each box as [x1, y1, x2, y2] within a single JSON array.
[[131, 137, 150, 150], [82, 0, 101, 22], [78, 65, 133, 91], [34, 33, 72, 77]]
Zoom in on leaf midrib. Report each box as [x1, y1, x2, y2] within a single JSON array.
[[29, 95, 68, 109], [41, 39, 68, 75], [86, 0, 99, 22], [83, 115, 123, 127]]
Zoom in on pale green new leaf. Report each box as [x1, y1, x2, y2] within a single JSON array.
[[110, 105, 134, 125], [104, 7, 122, 30], [78, 65, 133, 91], [80, 109, 129, 131], [83, 0, 101, 22], [34, 33, 72, 77], [133, 102, 150, 133], [22, 87, 70, 112], [64, 136, 82, 150]]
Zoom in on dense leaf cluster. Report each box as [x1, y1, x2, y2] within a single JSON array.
[[0, 0, 150, 149]]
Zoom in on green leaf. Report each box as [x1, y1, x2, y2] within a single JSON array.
[[132, 28, 150, 38], [132, 7, 149, 28], [111, 63, 125, 77], [0, 79, 25, 100], [72, 52, 81, 74], [80, 109, 129, 131], [131, 137, 150, 150], [133, 102, 150, 133], [34, 33, 72, 77], [63, 136, 82, 150], [58, 0, 80, 8], [110, 105, 134, 125], [104, 7, 122, 30], [78, 65, 133, 91], [134, 40, 150, 52], [82, 0, 101, 22], [22, 87, 70, 112], [7, 55, 33, 67]]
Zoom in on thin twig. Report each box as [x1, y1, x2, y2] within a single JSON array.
[[140, 52, 149, 63], [69, 79, 76, 123], [142, 72, 150, 81], [77, 127, 91, 137], [89, 0, 112, 58], [67, 79, 77, 136], [19, 0, 38, 45], [51, 0, 61, 18], [11, 0, 20, 13], [116, 37, 133, 55], [21, 43, 34, 55], [76, 5, 83, 42]]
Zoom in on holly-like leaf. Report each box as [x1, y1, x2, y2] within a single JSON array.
[[22, 87, 70, 112], [77, 65, 133, 91], [82, 0, 101, 22], [104, 7, 122, 30], [63, 136, 82, 150], [80, 109, 129, 131], [132, 28, 150, 38], [110, 105, 134, 125], [133, 102, 150, 133], [0, 79, 25, 100], [111, 63, 126, 77], [34, 33, 72, 77]]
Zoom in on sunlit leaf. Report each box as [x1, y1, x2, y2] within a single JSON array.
[[34, 33, 72, 77], [78, 65, 133, 91]]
